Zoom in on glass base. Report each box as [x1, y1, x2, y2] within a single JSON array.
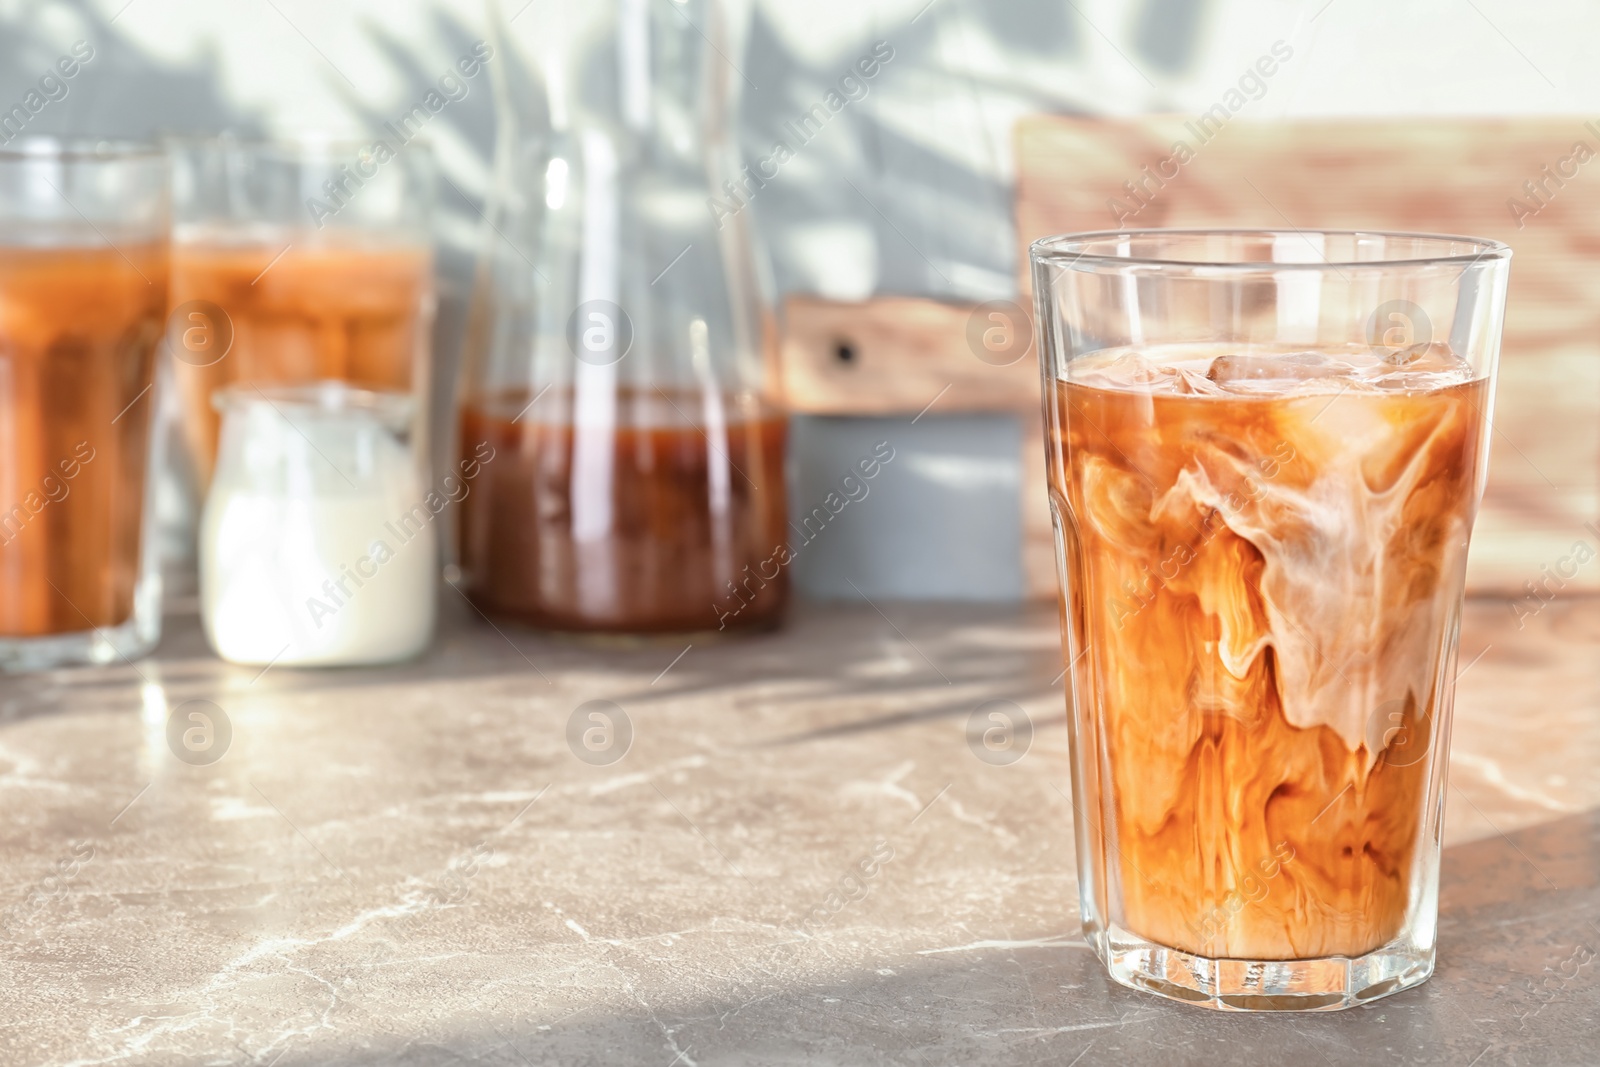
[[0, 577, 161, 673], [1096, 920, 1434, 1012]]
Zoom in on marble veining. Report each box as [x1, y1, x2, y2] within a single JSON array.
[[0, 597, 1595, 1066]]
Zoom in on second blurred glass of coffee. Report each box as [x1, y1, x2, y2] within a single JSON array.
[[167, 137, 437, 489]]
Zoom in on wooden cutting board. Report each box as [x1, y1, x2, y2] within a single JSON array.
[[780, 117, 1600, 598]]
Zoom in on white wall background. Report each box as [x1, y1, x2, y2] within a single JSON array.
[[3, 0, 1594, 600]]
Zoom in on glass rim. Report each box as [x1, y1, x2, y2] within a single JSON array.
[[0, 137, 165, 162], [213, 380, 414, 426], [1030, 228, 1513, 271], [161, 132, 437, 157]]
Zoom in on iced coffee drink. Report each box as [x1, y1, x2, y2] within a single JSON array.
[[170, 237, 431, 485], [0, 140, 171, 669], [0, 242, 167, 639], [1054, 340, 1486, 963], [1033, 224, 1509, 1011]]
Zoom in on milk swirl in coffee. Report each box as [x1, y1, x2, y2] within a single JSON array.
[[1053, 341, 1487, 959]]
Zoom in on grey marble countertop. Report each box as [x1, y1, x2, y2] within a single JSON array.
[[1, 596, 1596, 1066]]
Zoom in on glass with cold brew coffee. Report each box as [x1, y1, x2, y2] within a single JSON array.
[[167, 137, 435, 489], [1033, 230, 1510, 1010], [0, 141, 169, 670]]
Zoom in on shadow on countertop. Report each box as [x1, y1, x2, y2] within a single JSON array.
[[0, 593, 1067, 734], [246, 808, 1600, 1067]]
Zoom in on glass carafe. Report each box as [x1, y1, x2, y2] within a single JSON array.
[[459, 0, 786, 635]]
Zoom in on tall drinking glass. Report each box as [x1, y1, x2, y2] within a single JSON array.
[[166, 137, 436, 490], [0, 140, 169, 671], [1032, 230, 1510, 1010]]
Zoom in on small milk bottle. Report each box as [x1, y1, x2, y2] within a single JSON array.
[[200, 383, 436, 666]]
